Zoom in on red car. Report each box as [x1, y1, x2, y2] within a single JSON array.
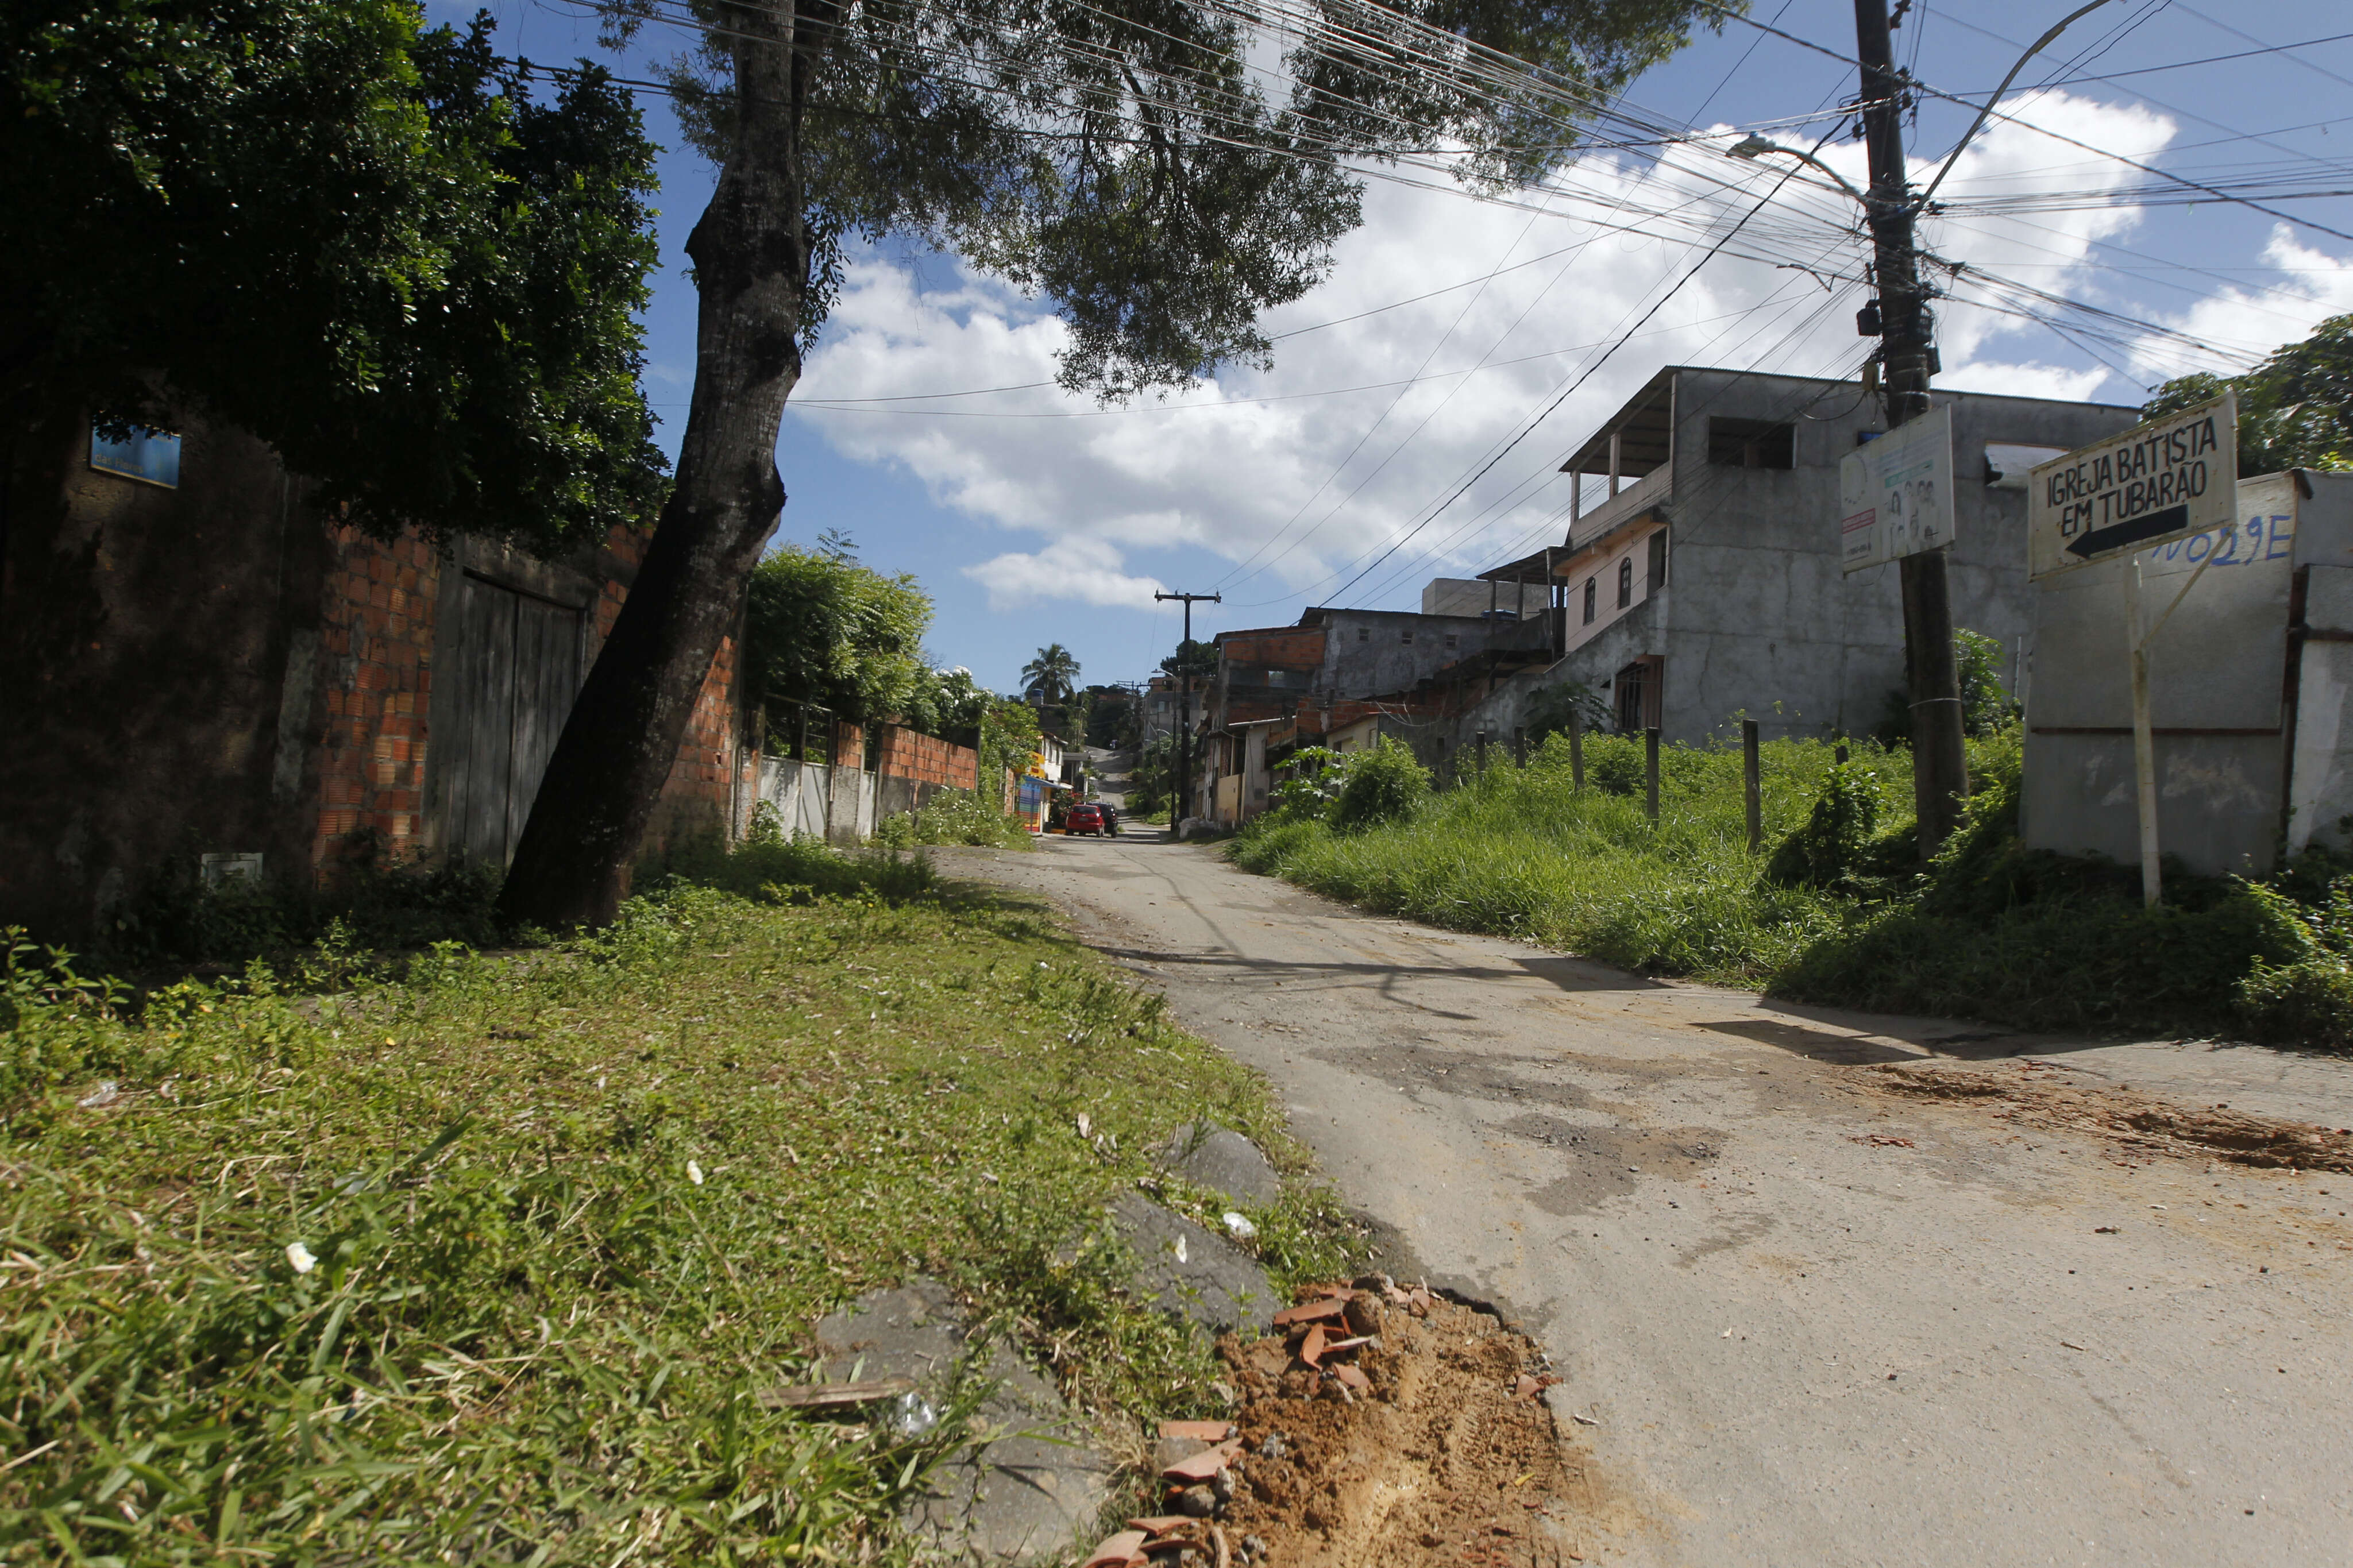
[[1066, 803, 1108, 836]]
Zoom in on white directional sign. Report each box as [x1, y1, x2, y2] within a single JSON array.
[[1839, 403, 1954, 574], [2028, 392, 2236, 580]]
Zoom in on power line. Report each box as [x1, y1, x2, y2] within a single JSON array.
[[1316, 131, 1834, 607], [1692, 0, 2353, 248]]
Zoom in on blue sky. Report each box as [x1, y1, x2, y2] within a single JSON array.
[[442, 1, 2353, 694]]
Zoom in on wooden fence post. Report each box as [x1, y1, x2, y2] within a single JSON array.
[[1742, 719, 1761, 852], [1512, 726, 1526, 767], [1476, 731, 1488, 772], [1645, 727, 1661, 821], [1569, 710, 1585, 790]]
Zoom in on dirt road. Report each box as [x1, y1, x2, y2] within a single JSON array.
[[941, 834, 2353, 1567]]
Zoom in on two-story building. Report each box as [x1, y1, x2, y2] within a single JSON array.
[[1449, 365, 2144, 747]]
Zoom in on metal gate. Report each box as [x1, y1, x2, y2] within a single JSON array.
[[440, 571, 583, 866]]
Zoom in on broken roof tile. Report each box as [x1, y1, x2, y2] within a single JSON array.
[[1159, 1419, 1237, 1442], [1297, 1324, 1328, 1369], [1159, 1442, 1241, 1482], [1332, 1364, 1372, 1392], [1272, 1297, 1349, 1327], [1082, 1531, 1150, 1567], [1125, 1516, 1194, 1538]]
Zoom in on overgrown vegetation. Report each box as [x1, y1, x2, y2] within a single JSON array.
[[1, 842, 1344, 1563], [5, 2, 666, 551], [103, 838, 505, 972], [870, 789, 1035, 851], [2147, 309, 2353, 476], [1235, 728, 2353, 1045], [1328, 739, 1430, 833], [1872, 627, 2020, 746], [744, 536, 997, 746]]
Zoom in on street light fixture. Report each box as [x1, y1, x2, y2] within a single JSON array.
[[1724, 133, 1868, 207]]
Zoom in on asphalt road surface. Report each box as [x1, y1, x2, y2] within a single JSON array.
[[939, 833, 2353, 1567]]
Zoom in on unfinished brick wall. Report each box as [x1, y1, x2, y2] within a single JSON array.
[[311, 520, 743, 876], [873, 723, 979, 791], [312, 528, 441, 871]]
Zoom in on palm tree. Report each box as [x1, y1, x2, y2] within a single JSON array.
[[1020, 643, 1081, 706]]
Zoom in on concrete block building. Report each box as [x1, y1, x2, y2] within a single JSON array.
[[1456, 366, 2145, 747]]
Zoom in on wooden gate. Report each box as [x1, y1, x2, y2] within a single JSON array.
[[440, 571, 583, 866]]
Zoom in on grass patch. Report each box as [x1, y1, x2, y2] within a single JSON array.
[[102, 837, 506, 973], [873, 789, 1037, 852], [1233, 728, 2353, 1044], [1233, 731, 1873, 984], [1, 846, 1348, 1563]]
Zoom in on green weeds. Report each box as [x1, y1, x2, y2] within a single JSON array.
[[1, 841, 1343, 1563], [1236, 730, 1869, 983], [1236, 728, 2353, 1045], [870, 788, 1036, 851]]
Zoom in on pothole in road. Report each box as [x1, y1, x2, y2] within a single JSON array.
[[1306, 1042, 1632, 1116], [1495, 1114, 1723, 1215]]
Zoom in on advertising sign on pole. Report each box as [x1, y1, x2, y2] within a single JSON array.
[[1838, 403, 1954, 574], [2027, 392, 2236, 580]]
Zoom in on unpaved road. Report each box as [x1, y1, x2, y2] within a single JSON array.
[[940, 835, 2353, 1567]]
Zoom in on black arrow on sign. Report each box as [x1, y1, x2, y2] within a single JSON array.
[[2065, 504, 2189, 561]]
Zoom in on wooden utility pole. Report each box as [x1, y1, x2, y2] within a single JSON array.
[[1154, 590, 1220, 824], [1856, 0, 1968, 859]]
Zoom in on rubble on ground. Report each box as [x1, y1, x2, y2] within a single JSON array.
[[811, 1278, 1112, 1563], [1080, 1277, 1596, 1567], [1158, 1121, 1284, 1206], [1106, 1190, 1279, 1335]]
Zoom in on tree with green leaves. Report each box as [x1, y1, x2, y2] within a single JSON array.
[[1160, 639, 1221, 683], [1021, 644, 1082, 708], [744, 542, 935, 729], [1, 1, 665, 557], [495, 0, 1727, 926], [978, 696, 1043, 785], [2146, 313, 2353, 477]]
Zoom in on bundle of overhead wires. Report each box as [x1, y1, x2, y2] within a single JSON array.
[[527, 0, 2346, 616]]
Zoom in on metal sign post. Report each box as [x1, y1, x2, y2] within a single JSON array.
[[2029, 393, 2237, 907]]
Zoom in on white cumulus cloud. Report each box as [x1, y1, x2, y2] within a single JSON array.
[[781, 89, 2338, 612], [965, 535, 1168, 611]]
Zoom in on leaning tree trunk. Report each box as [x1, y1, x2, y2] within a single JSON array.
[[496, 14, 812, 931]]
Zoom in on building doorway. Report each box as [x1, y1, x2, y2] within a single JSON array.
[[440, 571, 583, 866]]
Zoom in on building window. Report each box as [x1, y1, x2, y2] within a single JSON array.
[[1357, 626, 1370, 642], [1581, 578, 1597, 624], [1444, 633, 1459, 651], [1614, 659, 1658, 733], [1401, 628, 1414, 645], [90, 422, 182, 488], [1617, 558, 1634, 609], [1707, 416, 1795, 469], [1647, 531, 1668, 592]]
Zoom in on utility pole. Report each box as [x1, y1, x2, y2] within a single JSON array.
[[1856, 0, 1968, 860], [1155, 590, 1220, 825]]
